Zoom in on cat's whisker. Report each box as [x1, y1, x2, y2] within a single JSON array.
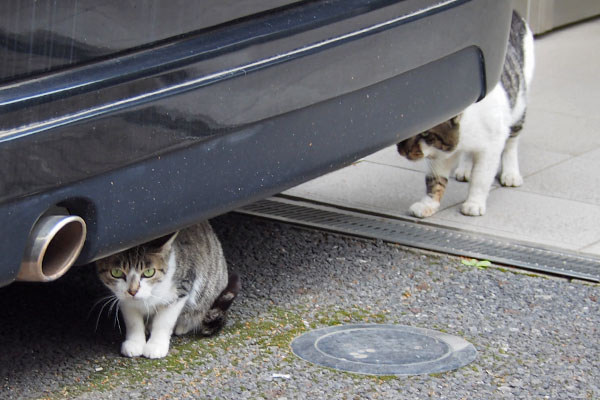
[[88, 294, 116, 320], [89, 294, 114, 310], [113, 301, 122, 334], [108, 296, 120, 316], [94, 295, 118, 332]]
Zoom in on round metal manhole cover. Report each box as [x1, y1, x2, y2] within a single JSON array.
[[291, 324, 477, 375]]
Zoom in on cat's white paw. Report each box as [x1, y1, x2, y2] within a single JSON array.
[[121, 339, 145, 357], [409, 199, 440, 218], [454, 167, 471, 182], [500, 172, 523, 187], [143, 340, 170, 359], [461, 201, 486, 216]]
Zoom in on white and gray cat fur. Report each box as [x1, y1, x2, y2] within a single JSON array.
[[96, 221, 240, 359], [397, 11, 534, 217]]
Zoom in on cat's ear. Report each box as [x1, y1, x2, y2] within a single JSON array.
[[147, 231, 179, 255], [451, 114, 462, 126]]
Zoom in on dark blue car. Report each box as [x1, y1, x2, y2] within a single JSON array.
[[0, 0, 513, 286]]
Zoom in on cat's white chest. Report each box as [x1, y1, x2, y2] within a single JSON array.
[[151, 252, 181, 304]]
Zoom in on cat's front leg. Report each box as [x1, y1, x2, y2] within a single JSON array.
[[454, 152, 472, 182], [120, 302, 147, 357], [409, 156, 456, 218], [462, 150, 501, 216], [410, 175, 450, 218], [500, 136, 523, 187], [143, 298, 187, 359]]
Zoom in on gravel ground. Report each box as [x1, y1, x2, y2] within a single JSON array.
[[1, 213, 598, 399]]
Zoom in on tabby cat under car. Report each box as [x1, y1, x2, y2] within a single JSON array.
[[96, 221, 240, 359]]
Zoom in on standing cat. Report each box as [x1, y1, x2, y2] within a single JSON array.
[[96, 221, 240, 359], [397, 11, 534, 217]]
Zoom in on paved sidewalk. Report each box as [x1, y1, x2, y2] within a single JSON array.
[[285, 17, 600, 256]]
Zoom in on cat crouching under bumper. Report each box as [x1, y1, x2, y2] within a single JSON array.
[[397, 10, 534, 218], [96, 221, 240, 359]]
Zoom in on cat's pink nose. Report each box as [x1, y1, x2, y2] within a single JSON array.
[[127, 288, 138, 296]]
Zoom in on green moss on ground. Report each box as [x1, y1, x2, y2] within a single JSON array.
[[50, 305, 393, 398]]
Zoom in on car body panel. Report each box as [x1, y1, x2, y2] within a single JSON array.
[[0, 0, 513, 286], [0, 0, 304, 82]]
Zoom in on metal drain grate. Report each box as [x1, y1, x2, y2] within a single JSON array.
[[237, 197, 600, 282]]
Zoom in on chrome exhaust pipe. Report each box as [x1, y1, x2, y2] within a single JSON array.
[[17, 215, 87, 282]]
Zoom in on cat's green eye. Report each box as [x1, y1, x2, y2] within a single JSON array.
[[110, 268, 124, 279], [142, 268, 155, 278]]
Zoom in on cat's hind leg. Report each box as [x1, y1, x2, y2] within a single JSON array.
[[409, 154, 457, 218], [454, 152, 473, 182], [201, 273, 241, 335], [500, 134, 523, 187], [175, 273, 241, 336]]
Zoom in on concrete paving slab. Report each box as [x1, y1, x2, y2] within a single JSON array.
[[528, 78, 600, 121], [432, 188, 600, 255], [532, 17, 600, 82], [517, 143, 571, 178], [521, 147, 600, 205], [519, 107, 600, 156], [581, 240, 600, 255]]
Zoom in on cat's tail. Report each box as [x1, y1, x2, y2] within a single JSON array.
[[200, 273, 241, 336]]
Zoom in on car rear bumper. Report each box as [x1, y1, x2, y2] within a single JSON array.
[[0, 0, 513, 285]]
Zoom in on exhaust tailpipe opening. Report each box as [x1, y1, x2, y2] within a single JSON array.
[[18, 215, 87, 282]]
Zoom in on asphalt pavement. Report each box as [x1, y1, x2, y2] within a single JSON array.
[[1, 213, 598, 399]]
